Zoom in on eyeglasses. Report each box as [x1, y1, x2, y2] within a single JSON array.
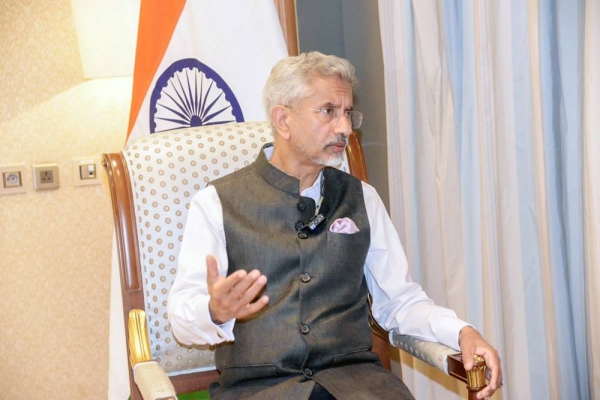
[[287, 106, 363, 129], [307, 107, 363, 129]]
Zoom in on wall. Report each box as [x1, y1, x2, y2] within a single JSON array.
[[296, 0, 390, 209], [0, 1, 130, 398]]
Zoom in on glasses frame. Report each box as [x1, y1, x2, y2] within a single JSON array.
[[285, 105, 363, 130]]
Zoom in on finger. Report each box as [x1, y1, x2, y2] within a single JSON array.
[[489, 366, 502, 391], [214, 268, 249, 295], [205, 255, 220, 286], [462, 348, 475, 371], [470, 350, 501, 400], [212, 277, 267, 323], [237, 295, 270, 319], [237, 272, 268, 306], [478, 385, 494, 398], [229, 269, 266, 300], [477, 385, 495, 399], [481, 351, 502, 391]]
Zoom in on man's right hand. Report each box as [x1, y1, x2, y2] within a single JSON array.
[[206, 255, 269, 325]]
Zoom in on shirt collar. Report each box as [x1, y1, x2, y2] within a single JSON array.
[[261, 144, 323, 203]]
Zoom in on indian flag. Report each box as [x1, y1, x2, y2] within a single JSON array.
[[127, 0, 288, 141]]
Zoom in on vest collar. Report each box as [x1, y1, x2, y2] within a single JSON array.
[[257, 142, 330, 196]]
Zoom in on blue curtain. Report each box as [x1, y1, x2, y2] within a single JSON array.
[[379, 0, 599, 398]]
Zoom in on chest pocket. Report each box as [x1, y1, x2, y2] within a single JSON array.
[[323, 228, 370, 289]]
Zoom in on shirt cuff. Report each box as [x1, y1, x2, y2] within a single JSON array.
[[200, 297, 235, 342], [433, 316, 471, 350], [214, 319, 235, 341]]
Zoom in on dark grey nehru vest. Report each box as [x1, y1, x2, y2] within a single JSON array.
[[209, 145, 413, 399]]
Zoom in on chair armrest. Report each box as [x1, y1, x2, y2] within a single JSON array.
[[390, 332, 488, 393], [133, 361, 177, 400], [368, 296, 487, 396], [129, 309, 176, 400], [389, 332, 459, 375]]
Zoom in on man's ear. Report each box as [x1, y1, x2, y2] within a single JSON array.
[[271, 105, 291, 140]]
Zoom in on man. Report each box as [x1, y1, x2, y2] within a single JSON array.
[[168, 51, 502, 399]]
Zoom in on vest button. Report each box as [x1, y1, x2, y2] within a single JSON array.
[[298, 232, 308, 239], [295, 221, 304, 230], [300, 273, 311, 283], [300, 324, 310, 334], [303, 368, 313, 377], [297, 201, 306, 211]]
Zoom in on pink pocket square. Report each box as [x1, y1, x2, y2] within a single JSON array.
[[329, 217, 360, 234]]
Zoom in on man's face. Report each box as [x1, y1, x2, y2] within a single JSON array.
[[288, 76, 354, 168]]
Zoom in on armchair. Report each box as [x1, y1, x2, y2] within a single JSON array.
[[103, 121, 486, 399]]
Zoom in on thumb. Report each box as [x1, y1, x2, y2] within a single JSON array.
[[205, 255, 220, 286], [462, 350, 474, 371]]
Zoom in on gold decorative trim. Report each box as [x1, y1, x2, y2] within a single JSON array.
[[466, 355, 487, 391], [128, 309, 153, 367]]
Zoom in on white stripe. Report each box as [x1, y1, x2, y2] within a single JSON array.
[[479, 0, 536, 398], [526, 0, 561, 397], [584, 0, 600, 396]]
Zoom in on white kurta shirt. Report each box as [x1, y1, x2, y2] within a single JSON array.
[[168, 148, 469, 350]]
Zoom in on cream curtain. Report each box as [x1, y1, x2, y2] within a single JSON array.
[[378, 1, 599, 399]]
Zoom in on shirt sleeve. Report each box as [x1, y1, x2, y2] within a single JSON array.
[[167, 185, 235, 346], [361, 182, 469, 350]]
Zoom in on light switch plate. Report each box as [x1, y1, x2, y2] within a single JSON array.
[[72, 157, 101, 186], [0, 164, 28, 195]]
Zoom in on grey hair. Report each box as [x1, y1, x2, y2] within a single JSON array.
[[263, 51, 358, 121]]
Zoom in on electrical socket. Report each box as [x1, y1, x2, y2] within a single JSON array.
[[40, 169, 55, 183], [4, 171, 22, 188], [0, 164, 28, 195], [33, 163, 59, 190]]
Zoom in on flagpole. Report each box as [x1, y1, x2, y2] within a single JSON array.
[[274, 0, 298, 56]]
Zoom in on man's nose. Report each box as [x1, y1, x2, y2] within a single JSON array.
[[334, 113, 353, 137]]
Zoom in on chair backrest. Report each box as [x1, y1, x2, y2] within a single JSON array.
[[103, 121, 378, 398]]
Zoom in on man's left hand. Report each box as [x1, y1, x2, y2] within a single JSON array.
[[459, 326, 502, 399]]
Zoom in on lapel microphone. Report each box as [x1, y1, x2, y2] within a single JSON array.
[[296, 213, 327, 233], [306, 213, 326, 231], [296, 172, 327, 234]]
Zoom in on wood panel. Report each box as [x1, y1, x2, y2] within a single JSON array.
[[274, 0, 298, 56]]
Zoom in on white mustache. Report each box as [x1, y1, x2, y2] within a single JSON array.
[[325, 135, 348, 147]]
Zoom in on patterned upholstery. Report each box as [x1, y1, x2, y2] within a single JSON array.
[[390, 333, 459, 374], [123, 121, 272, 375], [121, 121, 350, 376]]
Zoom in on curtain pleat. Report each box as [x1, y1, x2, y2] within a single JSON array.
[[379, 0, 596, 398], [584, 0, 600, 397]]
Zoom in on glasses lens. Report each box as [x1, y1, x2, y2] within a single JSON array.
[[351, 111, 363, 129]]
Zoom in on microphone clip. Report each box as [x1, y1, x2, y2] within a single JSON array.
[[305, 213, 326, 232]]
